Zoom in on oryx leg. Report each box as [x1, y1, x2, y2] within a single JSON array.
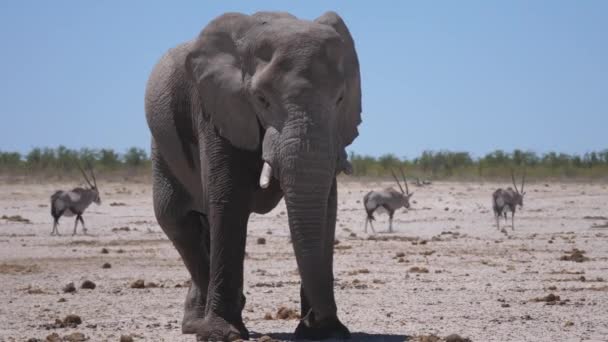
[[511, 211, 515, 231], [73, 214, 82, 236], [79, 215, 87, 234]]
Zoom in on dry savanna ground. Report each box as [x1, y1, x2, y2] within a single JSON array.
[[0, 180, 607, 341]]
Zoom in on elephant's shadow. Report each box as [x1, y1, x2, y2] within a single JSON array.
[[250, 332, 410, 341]]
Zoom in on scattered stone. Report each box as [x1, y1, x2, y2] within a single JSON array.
[[145, 281, 158, 288], [100, 248, 109, 254], [532, 293, 560, 303], [1, 214, 31, 223], [445, 334, 472, 342], [564, 321, 574, 327], [334, 244, 352, 250], [119, 335, 134, 342], [116, 249, 125, 254], [46, 333, 61, 342], [560, 249, 589, 262], [63, 314, 82, 327], [63, 332, 86, 342], [58, 298, 67, 303], [257, 237, 266, 245], [395, 252, 405, 258], [62, 282, 76, 293], [130, 279, 145, 289], [583, 215, 608, 220], [409, 266, 429, 273], [276, 306, 299, 320], [81, 280, 96, 290], [414, 334, 441, 342], [347, 269, 370, 275], [27, 287, 45, 294], [102, 263, 111, 269], [264, 312, 273, 320], [112, 226, 130, 232], [109, 202, 127, 207]]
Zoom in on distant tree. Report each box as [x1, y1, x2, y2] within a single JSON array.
[[99, 149, 120, 168], [79, 148, 99, 167], [0, 151, 22, 168], [123, 147, 149, 167]]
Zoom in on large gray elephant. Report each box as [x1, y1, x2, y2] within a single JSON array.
[[145, 10, 361, 341]]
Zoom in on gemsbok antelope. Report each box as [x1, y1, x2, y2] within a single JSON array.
[[492, 170, 526, 230], [363, 168, 414, 233], [50, 164, 101, 235]]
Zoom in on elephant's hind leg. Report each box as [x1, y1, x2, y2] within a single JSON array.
[[152, 147, 211, 335]]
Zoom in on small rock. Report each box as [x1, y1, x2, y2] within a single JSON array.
[[100, 248, 109, 254], [409, 266, 429, 273], [63, 332, 86, 342], [276, 306, 299, 320], [145, 282, 158, 288], [102, 263, 111, 269], [62, 282, 76, 293], [130, 279, 145, 289], [257, 237, 266, 245], [58, 298, 66, 303], [532, 293, 561, 303], [63, 314, 82, 327], [46, 333, 62, 342], [263, 312, 273, 320], [416, 335, 441, 342], [81, 280, 96, 290], [395, 252, 405, 258], [119, 335, 134, 342], [560, 249, 589, 262], [564, 321, 574, 327], [445, 334, 472, 342]]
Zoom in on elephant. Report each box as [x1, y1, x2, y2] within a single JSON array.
[[145, 10, 361, 341]]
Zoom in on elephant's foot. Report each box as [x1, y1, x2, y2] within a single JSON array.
[[294, 312, 351, 340], [193, 314, 249, 342], [182, 282, 207, 334]]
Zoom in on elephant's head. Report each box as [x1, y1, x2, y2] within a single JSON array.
[[186, 11, 360, 183], [186, 11, 361, 326]]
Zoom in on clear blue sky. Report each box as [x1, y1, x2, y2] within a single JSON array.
[[0, 1, 606, 158]]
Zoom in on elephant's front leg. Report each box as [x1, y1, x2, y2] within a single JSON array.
[[294, 179, 350, 340], [196, 144, 253, 341]]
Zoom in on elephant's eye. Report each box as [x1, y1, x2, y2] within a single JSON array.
[[256, 94, 270, 109], [336, 94, 344, 106]]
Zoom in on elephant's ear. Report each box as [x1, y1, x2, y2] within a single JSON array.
[[315, 11, 362, 148], [186, 13, 260, 151]]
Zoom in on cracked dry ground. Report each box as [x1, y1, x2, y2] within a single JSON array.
[[1, 181, 607, 341]]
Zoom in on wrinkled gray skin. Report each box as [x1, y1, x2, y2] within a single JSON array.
[[145, 11, 361, 341]]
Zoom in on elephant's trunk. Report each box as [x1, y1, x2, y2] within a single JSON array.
[[276, 111, 339, 322]]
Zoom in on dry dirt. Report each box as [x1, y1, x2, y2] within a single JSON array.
[[1, 181, 607, 341]]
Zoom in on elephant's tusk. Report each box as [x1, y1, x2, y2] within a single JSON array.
[[259, 162, 272, 189]]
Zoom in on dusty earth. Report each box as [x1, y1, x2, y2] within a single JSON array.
[[1, 180, 607, 341]]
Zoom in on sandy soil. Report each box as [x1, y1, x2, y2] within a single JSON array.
[[0, 180, 607, 341]]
